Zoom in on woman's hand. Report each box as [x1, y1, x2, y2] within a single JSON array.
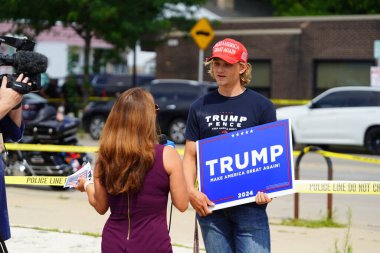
[[75, 177, 86, 192]]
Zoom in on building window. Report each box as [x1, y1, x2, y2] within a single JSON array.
[[247, 60, 271, 97], [315, 60, 373, 96]]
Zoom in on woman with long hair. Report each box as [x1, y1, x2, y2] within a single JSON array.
[[76, 87, 188, 253]]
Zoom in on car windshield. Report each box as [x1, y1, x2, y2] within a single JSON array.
[[23, 93, 48, 104], [313, 90, 379, 108]]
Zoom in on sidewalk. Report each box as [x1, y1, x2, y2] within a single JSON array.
[[5, 183, 380, 252], [6, 221, 380, 253], [6, 227, 196, 253]]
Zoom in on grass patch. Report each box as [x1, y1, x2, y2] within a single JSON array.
[[81, 231, 101, 238], [171, 243, 194, 249], [280, 218, 346, 228], [13, 225, 101, 238], [333, 209, 353, 253], [172, 243, 206, 252], [30, 226, 72, 234], [77, 127, 85, 139], [57, 195, 70, 200]]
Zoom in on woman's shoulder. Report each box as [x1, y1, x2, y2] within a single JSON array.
[[162, 145, 181, 174], [162, 144, 179, 157]]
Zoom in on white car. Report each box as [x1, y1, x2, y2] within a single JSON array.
[[276, 86, 380, 154]]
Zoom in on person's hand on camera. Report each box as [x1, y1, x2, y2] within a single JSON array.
[[0, 74, 30, 110]]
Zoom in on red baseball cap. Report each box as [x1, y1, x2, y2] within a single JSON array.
[[207, 38, 248, 64]]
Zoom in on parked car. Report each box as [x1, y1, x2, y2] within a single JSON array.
[[22, 93, 49, 123], [276, 86, 380, 154], [91, 73, 154, 97], [81, 100, 114, 140], [82, 79, 217, 143]]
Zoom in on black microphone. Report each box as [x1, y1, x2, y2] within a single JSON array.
[[14, 51, 48, 74], [159, 134, 168, 145], [0, 50, 48, 74]]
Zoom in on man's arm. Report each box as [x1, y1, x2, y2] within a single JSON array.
[[183, 140, 214, 216]]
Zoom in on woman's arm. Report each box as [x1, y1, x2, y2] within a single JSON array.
[[76, 165, 109, 215], [163, 146, 189, 212], [183, 140, 214, 216]]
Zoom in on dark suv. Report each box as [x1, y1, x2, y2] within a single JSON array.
[[91, 73, 154, 97], [82, 79, 217, 143]]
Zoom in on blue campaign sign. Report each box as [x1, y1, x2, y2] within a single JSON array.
[[196, 119, 294, 210]]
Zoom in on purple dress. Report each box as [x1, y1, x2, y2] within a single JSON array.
[[102, 144, 172, 253]]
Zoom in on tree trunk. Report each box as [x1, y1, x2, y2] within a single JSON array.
[[83, 32, 92, 96]]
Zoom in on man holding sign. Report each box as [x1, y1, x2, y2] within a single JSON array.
[[183, 38, 276, 253]]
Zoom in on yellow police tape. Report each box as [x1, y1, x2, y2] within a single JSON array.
[[5, 176, 67, 186], [7, 143, 380, 165], [271, 99, 310, 106], [45, 97, 309, 105], [4, 177, 380, 194], [5, 143, 182, 155], [295, 180, 380, 195], [315, 150, 380, 165], [298, 146, 380, 165]]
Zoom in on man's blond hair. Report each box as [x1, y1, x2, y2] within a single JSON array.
[[205, 60, 252, 86]]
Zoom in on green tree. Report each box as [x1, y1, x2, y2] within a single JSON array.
[[0, 0, 205, 94], [268, 0, 380, 16]]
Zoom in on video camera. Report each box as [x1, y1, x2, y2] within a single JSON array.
[[0, 35, 48, 94]]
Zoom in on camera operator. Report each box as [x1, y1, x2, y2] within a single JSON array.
[[0, 74, 30, 253]]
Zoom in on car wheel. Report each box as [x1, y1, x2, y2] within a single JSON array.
[[89, 116, 105, 140], [168, 119, 186, 144], [364, 127, 380, 155]]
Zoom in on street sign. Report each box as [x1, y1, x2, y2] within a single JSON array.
[[190, 18, 214, 50]]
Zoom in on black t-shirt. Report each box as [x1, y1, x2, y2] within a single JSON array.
[[185, 89, 277, 141]]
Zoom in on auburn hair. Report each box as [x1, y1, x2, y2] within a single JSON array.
[[96, 87, 158, 194]]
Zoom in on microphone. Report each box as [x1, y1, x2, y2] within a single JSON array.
[[14, 51, 48, 74], [159, 134, 168, 145], [0, 50, 48, 74], [158, 134, 175, 148]]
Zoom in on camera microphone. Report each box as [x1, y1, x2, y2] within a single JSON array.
[[159, 134, 168, 144], [0, 50, 48, 74], [158, 134, 176, 147], [14, 51, 48, 74], [0, 36, 48, 94]]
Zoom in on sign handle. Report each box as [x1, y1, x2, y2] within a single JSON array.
[[198, 49, 204, 82]]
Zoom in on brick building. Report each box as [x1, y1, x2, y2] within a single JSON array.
[[156, 15, 380, 100]]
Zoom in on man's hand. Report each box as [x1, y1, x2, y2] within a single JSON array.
[[189, 189, 214, 216], [255, 191, 272, 205]]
